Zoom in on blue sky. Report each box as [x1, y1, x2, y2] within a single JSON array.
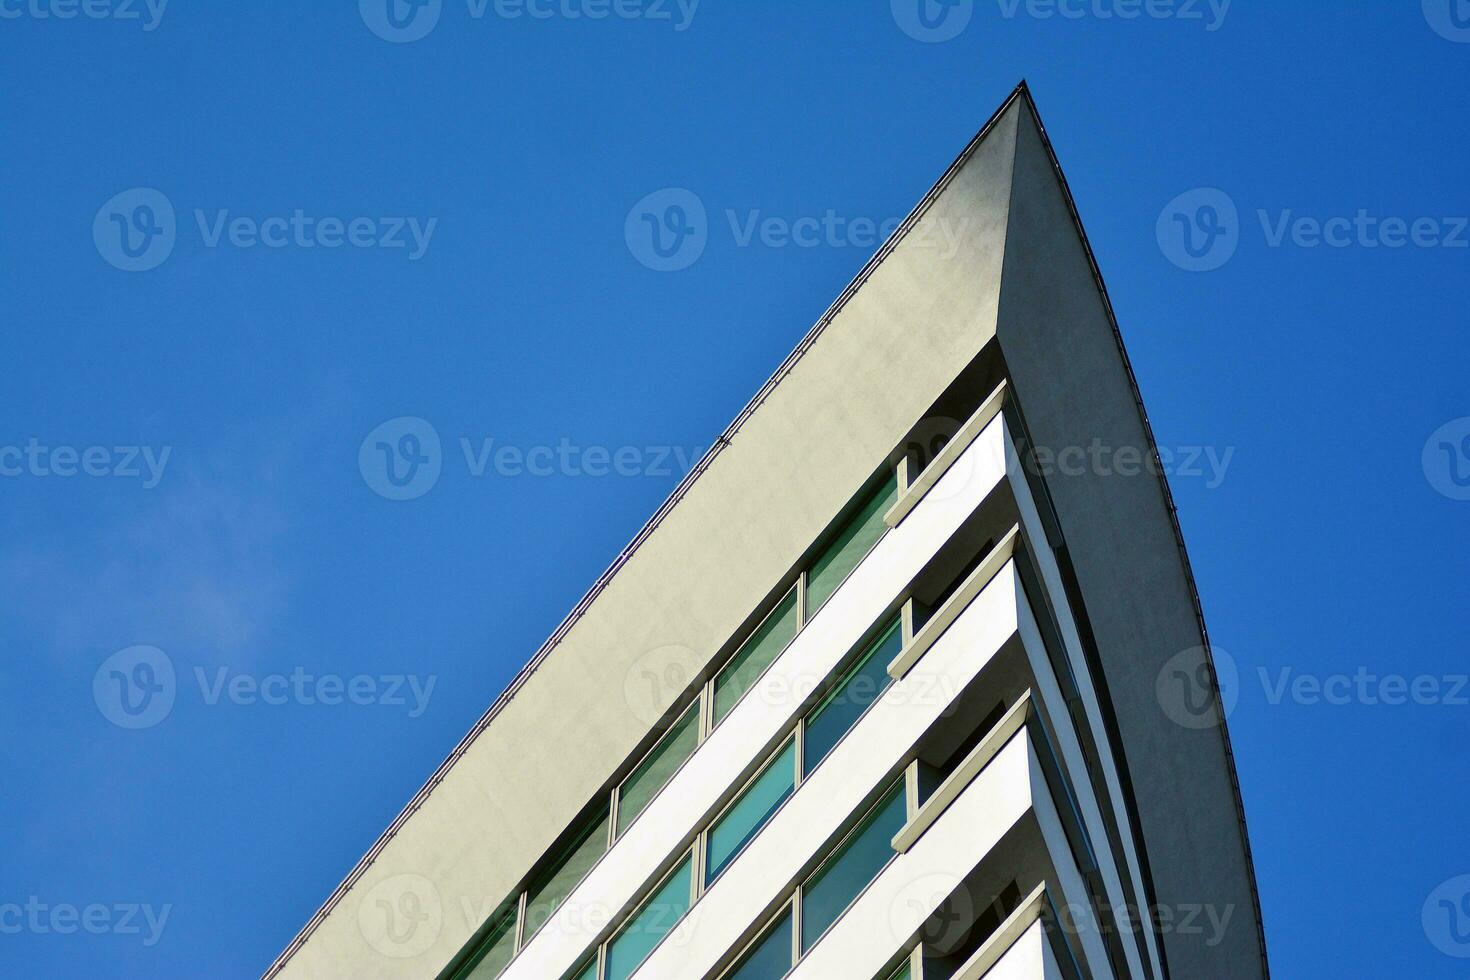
[[1, 1, 1467, 977]]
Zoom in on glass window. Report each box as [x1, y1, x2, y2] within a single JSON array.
[[570, 955, 598, 980], [705, 738, 797, 885], [726, 909, 793, 980], [805, 472, 898, 616], [524, 807, 610, 940], [885, 962, 912, 980], [802, 619, 901, 776], [714, 586, 799, 724], [800, 782, 906, 950], [617, 702, 700, 836], [459, 908, 517, 980], [605, 857, 693, 980]]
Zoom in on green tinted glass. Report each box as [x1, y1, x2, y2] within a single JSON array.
[[460, 909, 517, 980], [616, 702, 700, 835], [524, 808, 609, 939], [570, 955, 598, 980], [726, 909, 793, 980], [801, 782, 906, 950], [803, 619, 901, 776], [705, 739, 796, 884], [806, 473, 898, 616], [714, 586, 799, 723], [605, 857, 693, 980]]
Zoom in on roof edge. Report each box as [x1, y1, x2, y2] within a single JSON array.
[[1008, 84, 1270, 978]]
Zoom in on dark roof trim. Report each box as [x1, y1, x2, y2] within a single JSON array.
[[1012, 86, 1270, 979]]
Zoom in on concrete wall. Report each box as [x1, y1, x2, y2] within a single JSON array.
[[994, 98, 1264, 977]]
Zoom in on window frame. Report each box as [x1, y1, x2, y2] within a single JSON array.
[[701, 733, 801, 888]]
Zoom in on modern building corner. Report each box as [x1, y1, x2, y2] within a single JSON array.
[[263, 83, 1268, 980]]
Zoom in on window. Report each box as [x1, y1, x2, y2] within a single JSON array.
[[616, 701, 700, 836], [570, 955, 598, 980], [605, 856, 693, 980], [705, 738, 797, 885], [524, 807, 609, 940], [456, 908, 517, 980], [714, 586, 799, 724], [724, 909, 793, 980], [884, 962, 912, 980], [805, 472, 897, 616], [802, 619, 901, 776], [800, 781, 906, 950]]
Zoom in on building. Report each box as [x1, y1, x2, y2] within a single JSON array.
[[264, 83, 1267, 980]]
